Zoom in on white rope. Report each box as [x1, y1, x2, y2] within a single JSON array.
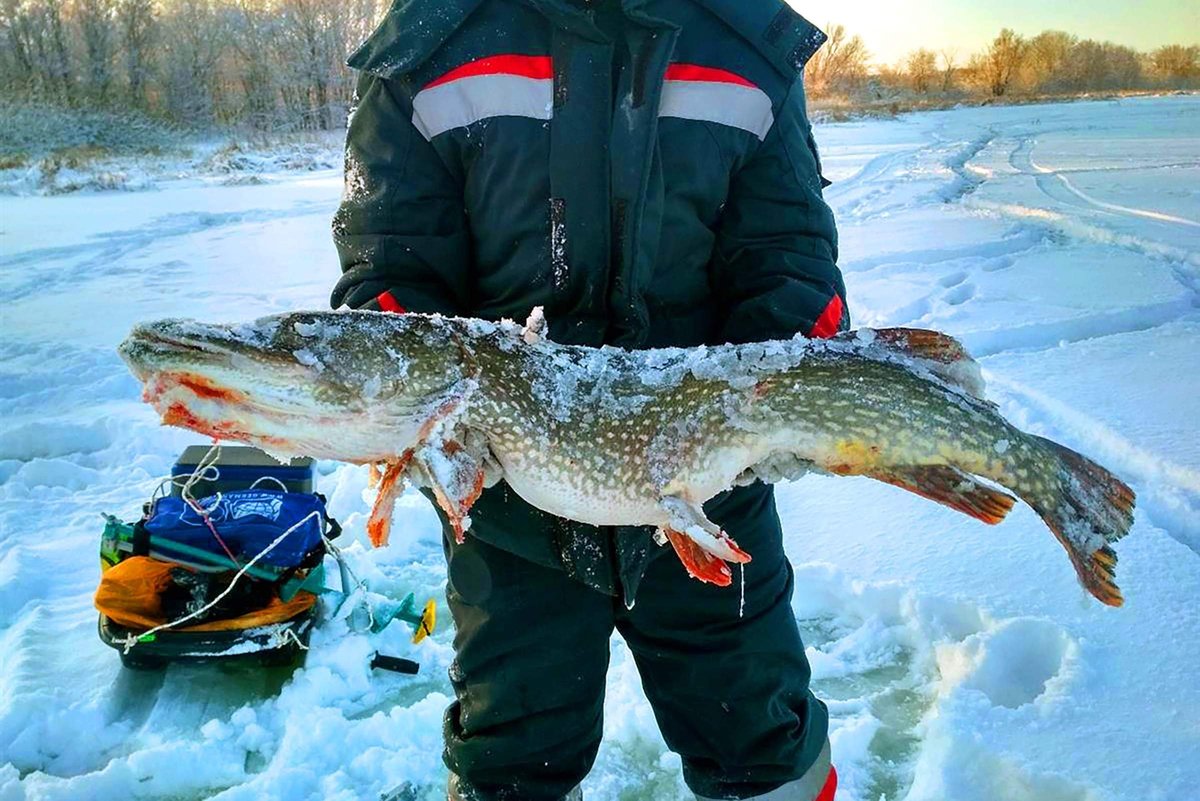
[[320, 534, 379, 630], [280, 627, 310, 651], [147, 443, 225, 520], [179, 443, 224, 517], [149, 445, 221, 504], [250, 475, 289, 491], [321, 534, 360, 589], [120, 509, 321, 653], [738, 562, 746, 619], [180, 443, 221, 497]]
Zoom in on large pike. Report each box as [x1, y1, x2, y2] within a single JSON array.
[[119, 310, 1134, 606]]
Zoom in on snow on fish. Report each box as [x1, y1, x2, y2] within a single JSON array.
[[118, 309, 1135, 606]]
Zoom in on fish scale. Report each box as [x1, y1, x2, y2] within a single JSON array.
[[119, 310, 1135, 606]]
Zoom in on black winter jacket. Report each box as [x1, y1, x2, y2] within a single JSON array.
[[332, 0, 846, 600]]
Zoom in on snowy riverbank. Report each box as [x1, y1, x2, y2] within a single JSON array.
[[2, 95, 1197, 800]]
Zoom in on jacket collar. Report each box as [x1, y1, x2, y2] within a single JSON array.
[[695, 0, 826, 75], [346, 0, 487, 79], [347, 0, 824, 81], [524, 0, 673, 38]]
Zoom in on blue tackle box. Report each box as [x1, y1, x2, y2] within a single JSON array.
[[171, 445, 314, 497]]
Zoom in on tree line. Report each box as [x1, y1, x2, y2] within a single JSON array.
[[2, 3, 1198, 133], [1, 0, 381, 131], [807, 26, 1199, 103]]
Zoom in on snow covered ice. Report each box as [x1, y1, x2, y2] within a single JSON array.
[[3, 96, 1199, 800]]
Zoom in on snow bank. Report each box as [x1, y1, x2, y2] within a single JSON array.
[[0, 116, 342, 198]]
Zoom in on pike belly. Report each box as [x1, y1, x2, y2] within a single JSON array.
[[486, 428, 772, 528]]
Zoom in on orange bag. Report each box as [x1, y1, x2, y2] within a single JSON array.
[[95, 556, 316, 632]]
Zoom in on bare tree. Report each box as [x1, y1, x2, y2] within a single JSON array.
[[280, 0, 342, 129], [906, 48, 938, 93], [1151, 44, 1200, 84], [1060, 40, 1143, 91], [1102, 43, 1143, 89], [0, 0, 40, 89], [117, 0, 157, 108], [0, 0, 389, 127], [805, 23, 871, 97], [228, 0, 280, 127], [12, 1, 76, 100], [1027, 30, 1077, 90], [972, 28, 1027, 97], [939, 47, 958, 93], [76, 0, 119, 102], [161, 0, 231, 122]]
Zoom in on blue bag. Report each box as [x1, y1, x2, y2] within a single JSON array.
[[143, 490, 329, 570]]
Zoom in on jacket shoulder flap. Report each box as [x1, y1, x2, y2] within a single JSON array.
[[347, 0, 487, 79], [692, 0, 827, 77]]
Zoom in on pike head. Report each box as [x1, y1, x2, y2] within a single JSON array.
[[119, 310, 473, 462]]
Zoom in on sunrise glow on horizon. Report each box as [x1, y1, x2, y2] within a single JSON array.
[[788, 0, 1200, 65]]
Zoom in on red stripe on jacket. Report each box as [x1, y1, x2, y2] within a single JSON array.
[[424, 55, 554, 89], [816, 766, 838, 801], [375, 291, 406, 314], [809, 294, 844, 339], [427, 59, 750, 92], [663, 63, 757, 88]]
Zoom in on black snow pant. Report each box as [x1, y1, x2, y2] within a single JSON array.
[[440, 484, 830, 800]]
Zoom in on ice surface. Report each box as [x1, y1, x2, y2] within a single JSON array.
[[2, 96, 1198, 800]]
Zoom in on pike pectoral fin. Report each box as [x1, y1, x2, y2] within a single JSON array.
[[662, 527, 734, 586], [868, 465, 1016, 525], [414, 440, 486, 545], [367, 456, 412, 547], [659, 495, 751, 586]]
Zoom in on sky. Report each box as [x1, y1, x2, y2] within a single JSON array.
[[789, 0, 1200, 65]]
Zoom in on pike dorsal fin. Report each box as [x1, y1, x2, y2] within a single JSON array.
[[869, 328, 970, 364], [850, 327, 987, 400]]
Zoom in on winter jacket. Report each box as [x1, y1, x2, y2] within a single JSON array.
[[331, 0, 846, 601]]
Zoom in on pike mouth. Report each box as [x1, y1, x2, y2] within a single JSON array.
[[119, 322, 237, 382], [124, 322, 274, 441], [120, 317, 381, 458], [144, 370, 247, 421], [153, 372, 246, 404], [136, 327, 224, 355], [141, 369, 299, 452]]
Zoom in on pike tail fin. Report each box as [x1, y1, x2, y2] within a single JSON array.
[[1028, 437, 1135, 607], [869, 465, 1016, 525]]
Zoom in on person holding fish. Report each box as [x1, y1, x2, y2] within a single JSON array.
[[331, 1, 847, 799], [118, 0, 1132, 791]]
